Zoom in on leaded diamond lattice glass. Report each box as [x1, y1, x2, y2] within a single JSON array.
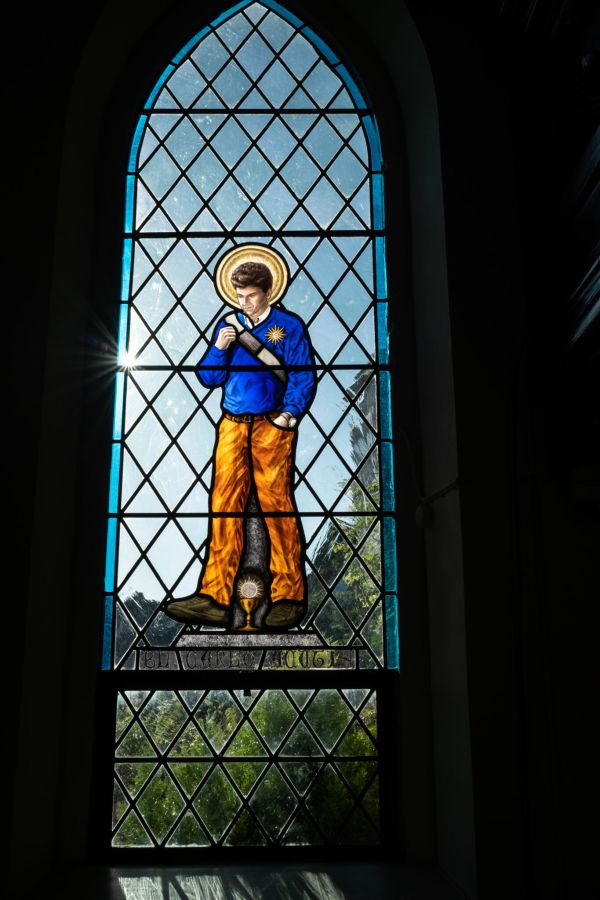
[[105, 1, 398, 674], [103, 0, 399, 852], [112, 688, 380, 847]]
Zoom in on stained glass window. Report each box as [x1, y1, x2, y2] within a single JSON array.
[[103, 0, 399, 851]]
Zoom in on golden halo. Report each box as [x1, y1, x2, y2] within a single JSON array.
[[214, 244, 289, 308]]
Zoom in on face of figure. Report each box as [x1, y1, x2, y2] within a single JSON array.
[[235, 284, 272, 321]]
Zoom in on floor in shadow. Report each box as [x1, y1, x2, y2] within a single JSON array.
[[23, 863, 467, 900]]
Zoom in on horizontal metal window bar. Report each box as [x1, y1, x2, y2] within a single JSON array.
[[127, 230, 382, 238], [146, 108, 371, 115], [109, 510, 384, 517], [115, 364, 386, 371]]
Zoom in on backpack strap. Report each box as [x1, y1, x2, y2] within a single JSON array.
[[224, 313, 287, 383]]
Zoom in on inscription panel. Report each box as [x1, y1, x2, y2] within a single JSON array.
[[138, 646, 357, 670]]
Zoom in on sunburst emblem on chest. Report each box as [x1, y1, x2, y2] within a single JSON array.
[[265, 324, 286, 345]]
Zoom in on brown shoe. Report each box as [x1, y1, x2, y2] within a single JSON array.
[[264, 601, 306, 630], [165, 594, 229, 625]]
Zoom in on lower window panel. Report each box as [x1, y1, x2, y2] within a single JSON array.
[[112, 687, 380, 847]]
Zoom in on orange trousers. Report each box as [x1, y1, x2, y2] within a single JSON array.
[[199, 416, 305, 607]]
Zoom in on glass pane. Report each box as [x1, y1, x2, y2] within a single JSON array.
[[258, 10, 294, 51], [249, 767, 296, 839], [211, 118, 252, 166], [127, 410, 170, 472], [191, 33, 230, 79], [215, 13, 252, 52], [187, 148, 227, 198], [159, 242, 202, 295], [193, 767, 241, 840], [257, 60, 296, 106], [303, 177, 345, 227], [162, 180, 203, 229], [233, 147, 274, 197], [304, 239, 347, 293], [113, 688, 379, 846], [165, 118, 203, 166], [132, 276, 177, 330], [212, 61, 252, 107], [280, 148, 320, 197], [166, 60, 206, 107], [156, 308, 203, 363], [167, 812, 211, 847], [281, 33, 318, 78], [256, 118, 296, 165], [304, 119, 342, 165], [236, 32, 274, 79], [328, 148, 367, 198], [210, 180, 251, 228], [140, 148, 180, 200], [303, 61, 342, 106]]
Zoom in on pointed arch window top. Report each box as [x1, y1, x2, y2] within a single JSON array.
[[136, 1, 377, 159], [125, 1, 384, 242]]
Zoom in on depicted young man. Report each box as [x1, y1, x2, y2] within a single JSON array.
[[166, 247, 316, 631]]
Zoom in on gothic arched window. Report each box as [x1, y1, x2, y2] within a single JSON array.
[[104, 0, 399, 851]]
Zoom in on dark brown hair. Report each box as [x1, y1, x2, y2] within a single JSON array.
[[230, 260, 273, 293]]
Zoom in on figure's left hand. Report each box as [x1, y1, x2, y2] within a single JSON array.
[[271, 413, 297, 428]]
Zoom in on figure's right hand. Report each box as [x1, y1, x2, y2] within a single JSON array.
[[215, 325, 237, 350]]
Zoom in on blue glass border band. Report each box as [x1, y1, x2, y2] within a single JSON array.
[[379, 370, 392, 440], [302, 26, 340, 64], [211, 0, 251, 27], [124, 176, 135, 233], [385, 594, 400, 670], [102, 595, 114, 671], [108, 445, 121, 515], [375, 236, 388, 298], [377, 302, 389, 364], [336, 64, 367, 109], [383, 517, 398, 591], [128, 116, 147, 173], [372, 173, 385, 230], [172, 27, 210, 63], [381, 442, 395, 511], [121, 241, 132, 302], [112, 372, 125, 442], [104, 517, 118, 591], [117, 303, 129, 359], [144, 63, 176, 109], [364, 115, 382, 170], [263, 0, 303, 27]]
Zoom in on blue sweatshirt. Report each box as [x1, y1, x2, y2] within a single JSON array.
[[197, 306, 316, 419]]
